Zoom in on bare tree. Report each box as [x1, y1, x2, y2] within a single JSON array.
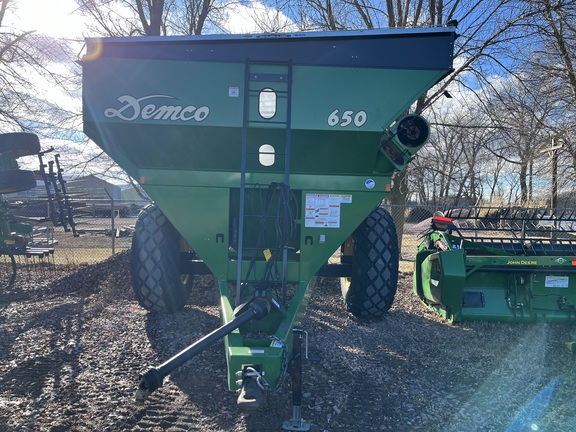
[[527, 0, 576, 186], [537, 0, 576, 103], [482, 69, 561, 204], [411, 103, 495, 205], [0, 0, 78, 137], [75, 0, 217, 36], [136, 0, 165, 35], [172, 0, 218, 35]]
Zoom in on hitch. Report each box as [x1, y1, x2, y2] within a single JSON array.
[[236, 365, 268, 410], [135, 297, 271, 404]]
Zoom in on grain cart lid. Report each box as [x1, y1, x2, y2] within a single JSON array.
[[82, 27, 456, 182], [82, 27, 455, 68]]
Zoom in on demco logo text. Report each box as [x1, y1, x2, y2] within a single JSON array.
[[104, 95, 209, 122]]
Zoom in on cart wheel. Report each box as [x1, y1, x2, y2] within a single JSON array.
[[0, 133, 41, 157], [341, 206, 399, 318], [0, 170, 37, 194], [131, 204, 193, 313]]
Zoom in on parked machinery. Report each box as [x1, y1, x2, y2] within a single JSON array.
[[414, 208, 576, 322], [0, 133, 55, 286], [82, 27, 457, 427]]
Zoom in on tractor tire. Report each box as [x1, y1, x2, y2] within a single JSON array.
[[0, 133, 41, 157], [341, 206, 399, 318], [130, 203, 193, 313], [0, 170, 37, 194]]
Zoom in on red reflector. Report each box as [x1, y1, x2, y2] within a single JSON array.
[[572, 258, 576, 266], [433, 216, 453, 225], [432, 215, 456, 231], [139, 176, 145, 184]]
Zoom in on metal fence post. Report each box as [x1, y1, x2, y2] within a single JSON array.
[[104, 189, 115, 255]]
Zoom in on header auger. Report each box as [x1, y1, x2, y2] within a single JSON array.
[[82, 27, 456, 427]]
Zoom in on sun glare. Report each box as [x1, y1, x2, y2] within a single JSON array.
[[9, 0, 87, 39]]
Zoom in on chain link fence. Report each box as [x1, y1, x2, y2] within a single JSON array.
[[12, 198, 145, 265], [13, 200, 437, 266], [383, 204, 438, 261]]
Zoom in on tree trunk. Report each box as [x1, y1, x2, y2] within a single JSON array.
[[136, 0, 165, 36], [519, 163, 528, 204]]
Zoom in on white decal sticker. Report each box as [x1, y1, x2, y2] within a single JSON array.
[[365, 179, 375, 189], [104, 94, 210, 122], [305, 194, 341, 228], [545, 276, 569, 288], [228, 87, 239, 97]]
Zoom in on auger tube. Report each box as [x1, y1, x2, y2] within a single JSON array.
[[135, 298, 270, 404]]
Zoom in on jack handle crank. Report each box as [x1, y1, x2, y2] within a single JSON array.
[[135, 298, 271, 404]]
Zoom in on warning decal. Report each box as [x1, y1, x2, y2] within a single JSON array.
[[305, 194, 351, 228], [545, 275, 569, 288]]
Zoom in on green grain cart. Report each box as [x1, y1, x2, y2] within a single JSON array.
[[82, 27, 456, 427]]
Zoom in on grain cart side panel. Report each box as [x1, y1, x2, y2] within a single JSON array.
[[82, 28, 456, 415]]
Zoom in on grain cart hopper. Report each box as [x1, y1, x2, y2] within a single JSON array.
[[414, 207, 576, 322], [82, 27, 456, 424]]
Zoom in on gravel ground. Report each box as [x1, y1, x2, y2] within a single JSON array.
[[1, 252, 576, 431]]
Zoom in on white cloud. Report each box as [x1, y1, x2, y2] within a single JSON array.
[[4, 0, 89, 39], [222, 0, 296, 34]]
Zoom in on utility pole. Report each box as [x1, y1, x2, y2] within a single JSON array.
[[540, 137, 563, 239], [551, 141, 559, 211], [540, 137, 563, 213]]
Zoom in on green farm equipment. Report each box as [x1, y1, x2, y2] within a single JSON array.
[[0, 133, 55, 287], [414, 208, 576, 322], [82, 27, 456, 425]]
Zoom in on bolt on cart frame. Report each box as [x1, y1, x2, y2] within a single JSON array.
[[82, 27, 456, 422]]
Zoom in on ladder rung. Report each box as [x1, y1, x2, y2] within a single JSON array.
[[248, 120, 288, 125], [245, 151, 288, 156], [249, 73, 289, 82], [249, 89, 289, 95]]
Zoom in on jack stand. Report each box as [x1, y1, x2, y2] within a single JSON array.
[[282, 328, 310, 431]]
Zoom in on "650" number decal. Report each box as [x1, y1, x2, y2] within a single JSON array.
[[327, 109, 367, 127]]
